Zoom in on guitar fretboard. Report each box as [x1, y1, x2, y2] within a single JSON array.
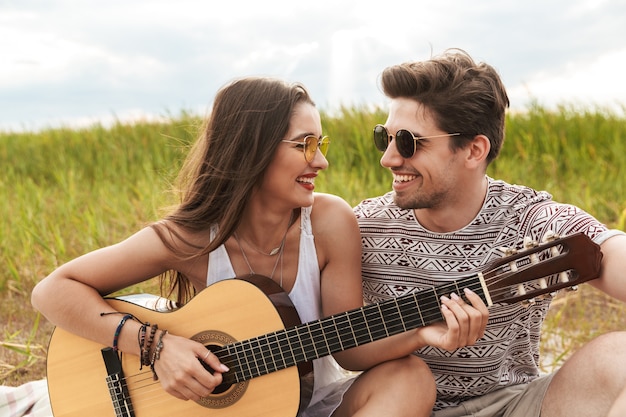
[[216, 275, 486, 384]]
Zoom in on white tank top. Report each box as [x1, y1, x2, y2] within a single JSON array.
[[207, 206, 345, 400]]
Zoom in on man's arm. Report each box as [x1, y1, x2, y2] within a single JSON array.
[[588, 234, 626, 303]]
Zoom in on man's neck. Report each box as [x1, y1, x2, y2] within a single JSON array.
[[414, 176, 489, 233]]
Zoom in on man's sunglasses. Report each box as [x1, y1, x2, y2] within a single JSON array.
[[373, 124, 461, 158], [282, 136, 330, 162]]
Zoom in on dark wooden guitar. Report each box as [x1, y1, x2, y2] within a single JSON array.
[[46, 233, 602, 417]]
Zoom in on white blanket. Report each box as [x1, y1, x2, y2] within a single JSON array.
[[0, 380, 52, 417]]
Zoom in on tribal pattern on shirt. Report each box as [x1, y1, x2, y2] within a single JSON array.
[[353, 177, 609, 410]]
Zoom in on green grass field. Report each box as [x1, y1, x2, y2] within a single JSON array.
[[1, 104, 625, 385]]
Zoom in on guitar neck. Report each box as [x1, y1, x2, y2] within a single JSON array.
[[218, 274, 487, 384]]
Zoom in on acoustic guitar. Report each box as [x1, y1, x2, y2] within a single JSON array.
[[45, 232, 602, 417]]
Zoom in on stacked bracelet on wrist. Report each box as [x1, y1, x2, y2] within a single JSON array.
[[137, 322, 149, 367], [110, 313, 136, 352], [102, 311, 167, 379], [150, 329, 168, 380], [141, 323, 158, 369]]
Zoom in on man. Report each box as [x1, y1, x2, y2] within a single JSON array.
[[353, 49, 626, 417]]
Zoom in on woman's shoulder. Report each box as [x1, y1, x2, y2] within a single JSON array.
[[312, 192, 352, 211], [148, 219, 213, 254], [310, 193, 358, 232]]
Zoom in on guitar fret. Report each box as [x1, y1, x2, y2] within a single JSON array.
[[277, 329, 295, 369], [320, 319, 341, 354], [237, 340, 252, 381], [296, 325, 315, 362], [348, 308, 370, 346], [306, 321, 331, 358], [397, 298, 408, 333], [284, 324, 296, 366], [364, 305, 385, 341], [360, 308, 373, 341], [286, 326, 306, 365], [331, 314, 346, 350], [396, 296, 423, 329], [414, 293, 425, 324], [265, 332, 284, 373], [379, 301, 402, 336], [374, 304, 389, 338], [336, 313, 356, 351], [303, 323, 318, 358], [433, 286, 441, 310], [346, 312, 358, 345], [249, 338, 267, 377], [245, 340, 259, 378]]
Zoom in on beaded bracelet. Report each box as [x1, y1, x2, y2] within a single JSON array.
[[112, 314, 135, 351], [150, 329, 168, 380], [137, 322, 149, 366], [142, 323, 159, 368]]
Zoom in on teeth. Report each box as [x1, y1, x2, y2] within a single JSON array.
[[393, 174, 416, 182], [297, 176, 314, 184]]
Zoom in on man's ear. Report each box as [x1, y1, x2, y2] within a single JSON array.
[[465, 134, 491, 168]]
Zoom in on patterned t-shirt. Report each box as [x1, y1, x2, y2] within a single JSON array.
[[353, 177, 615, 410]]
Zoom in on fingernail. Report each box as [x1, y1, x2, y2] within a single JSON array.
[[450, 292, 460, 301], [220, 364, 229, 372], [440, 296, 450, 302], [464, 288, 474, 295]]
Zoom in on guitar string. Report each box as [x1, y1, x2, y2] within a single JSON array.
[[211, 256, 567, 381], [114, 246, 568, 389], [116, 270, 560, 390], [202, 245, 564, 378], [203, 276, 534, 381], [115, 287, 459, 388], [106, 289, 564, 411], [116, 284, 556, 393]]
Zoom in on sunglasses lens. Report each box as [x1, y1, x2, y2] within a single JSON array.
[[303, 136, 330, 161], [395, 130, 416, 158], [318, 137, 330, 157], [302, 136, 316, 161], [373, 125, 389, 152]]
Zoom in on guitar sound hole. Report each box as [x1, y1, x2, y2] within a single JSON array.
[[199, 344, 231, 395]]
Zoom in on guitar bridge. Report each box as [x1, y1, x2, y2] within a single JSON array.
[[102, 347, 136, 417]]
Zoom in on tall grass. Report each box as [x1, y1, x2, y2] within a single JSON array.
[[1, 104, 625, 385]]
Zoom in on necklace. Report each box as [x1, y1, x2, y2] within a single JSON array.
[[239, 211, 294, 256], [233, 211, 294, 287], [234, 232, 285, 286]]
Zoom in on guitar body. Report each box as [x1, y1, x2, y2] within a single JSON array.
[[46, 277, 304, 417]]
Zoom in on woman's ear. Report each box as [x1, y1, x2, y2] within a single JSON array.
[[465, 134, 491, 169]]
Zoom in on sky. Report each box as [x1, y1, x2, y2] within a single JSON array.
[[1, 0, 625, 132]]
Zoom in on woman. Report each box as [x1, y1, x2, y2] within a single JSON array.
[[32, 77, 435, 416]]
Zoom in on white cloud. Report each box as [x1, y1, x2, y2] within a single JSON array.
[[0, 9, 168, 89], [509, 48, 626, 112], [1, 0, 625, 131]]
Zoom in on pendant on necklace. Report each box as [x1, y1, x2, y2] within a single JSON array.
[[268, 246, 281, 256]]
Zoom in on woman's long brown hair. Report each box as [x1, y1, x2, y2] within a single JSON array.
[[151, 77, 314, 304]]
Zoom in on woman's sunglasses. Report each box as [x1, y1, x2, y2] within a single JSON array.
[[282, 136, 330, 162], [373, 124, 461, 158]]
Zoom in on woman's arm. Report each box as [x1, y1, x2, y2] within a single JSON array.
[[31, 226, 227, 401]]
